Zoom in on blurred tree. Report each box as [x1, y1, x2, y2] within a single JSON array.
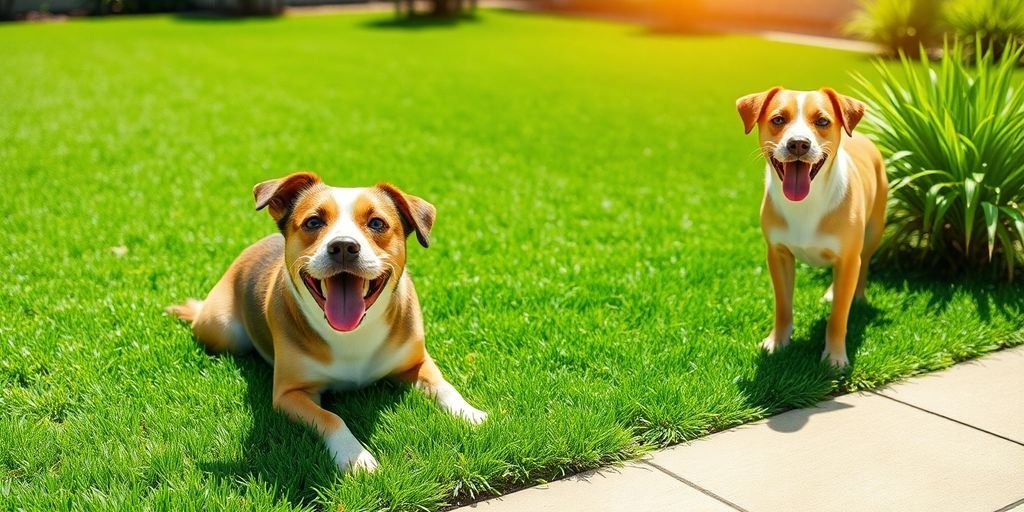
[[394, 0, 476, 19], [237, 0, 281, 15]]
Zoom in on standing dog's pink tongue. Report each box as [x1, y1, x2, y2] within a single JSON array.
[[324, 273, 365, 331], [783, 161, 811, 202]]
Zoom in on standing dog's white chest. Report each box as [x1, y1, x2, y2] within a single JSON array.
[[765, 151, 850, 268], [768, 223, 839, 267]]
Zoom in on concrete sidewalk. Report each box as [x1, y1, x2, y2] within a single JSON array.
[[456, 347, 1024, 512]]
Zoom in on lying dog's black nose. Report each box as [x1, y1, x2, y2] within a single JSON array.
[[787, 136, 811, 157], [327, 237, 360, 262]]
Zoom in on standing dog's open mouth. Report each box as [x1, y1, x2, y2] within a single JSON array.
[[770, 156, 827, 202], [301, 270, 391, 332]]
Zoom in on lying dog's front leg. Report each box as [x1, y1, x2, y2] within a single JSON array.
[[272, 387, 378, 473], [395, 354, 487, 425], [823, 253, 861, 368]]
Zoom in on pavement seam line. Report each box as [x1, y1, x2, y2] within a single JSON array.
[[994, 496, 1024, 512], [639, 460, 751, 512], [867, 390, 1024, 448]]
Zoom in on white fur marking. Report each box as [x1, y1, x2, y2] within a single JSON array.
[[302, 188, 385, 281], [324, 425, 378, 473], [772, 92, 825, 165], [430, 382, 488, 425]]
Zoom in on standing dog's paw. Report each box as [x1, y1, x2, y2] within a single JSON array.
[[821, 347, 850, 368], [326, 427, 379, 474], [822, 285, 834, 303], [760, 336, 790, 353], [760, 327, 792, 354]]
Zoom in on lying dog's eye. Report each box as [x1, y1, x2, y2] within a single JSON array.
[[771, 116, 786, 126], [367, 218, 387, 231], [815, 117, 831, 127], [304, 217, 325, 230]]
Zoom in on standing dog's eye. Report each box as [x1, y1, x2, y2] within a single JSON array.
[[303, 217, 325, 230], [815, 117, 831, 127], [367, 218, 387, 232], [771, 116, 786, 126]]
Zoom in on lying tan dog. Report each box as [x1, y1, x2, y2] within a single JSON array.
[[168, 172, 486, 472], [737, 87, 888, 367]]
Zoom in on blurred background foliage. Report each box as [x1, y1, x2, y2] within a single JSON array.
[[5, 0, 1021, 56], [846, 0, 1024, 58]]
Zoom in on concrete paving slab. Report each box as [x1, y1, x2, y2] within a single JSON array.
[[456, 461, 736, 512], [1001, 498, 1024, 512], [878, 346, 1024, 444], [648, 392, 1024, 512]]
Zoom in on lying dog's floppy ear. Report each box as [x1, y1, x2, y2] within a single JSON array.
[[822, 87, 866, 137], [377, 183, 435, 248], [736, 86, 783, 135], [253, 172, 321, 228]]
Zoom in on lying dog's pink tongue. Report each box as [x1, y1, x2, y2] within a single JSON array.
[[783, 161, 811, 202], [324, 273, 365, 332]]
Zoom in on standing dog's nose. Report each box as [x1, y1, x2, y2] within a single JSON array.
[[787, 136, 811, 157], [327, 237, 360, 262]]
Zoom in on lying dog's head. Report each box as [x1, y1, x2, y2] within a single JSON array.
[[736, 87, 866, 202], [253, 172, 434, 332]]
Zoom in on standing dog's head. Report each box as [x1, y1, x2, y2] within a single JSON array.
[[253, 172, 434, 332], [736, 87, 866, 202]]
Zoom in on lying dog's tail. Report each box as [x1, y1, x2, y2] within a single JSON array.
[[165, 299, 204, 324]]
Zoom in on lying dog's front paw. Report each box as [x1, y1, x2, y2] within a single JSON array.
[[342, 449, 379, 474], [434, 384, 488, 425], [458, 405, 488, 425], [326, 428, 379, 473], [821, 347, 850, 368]]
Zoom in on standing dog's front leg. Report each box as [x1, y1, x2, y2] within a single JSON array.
[[395, 354, 487, 424], [272, 386, 379, 473], [823, 252, 861, 367], [762, 244, 795, 353]]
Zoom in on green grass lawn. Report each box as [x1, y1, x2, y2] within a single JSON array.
[[1, 10, 1021, 511]]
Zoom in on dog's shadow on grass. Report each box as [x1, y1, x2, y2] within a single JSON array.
[[199, 356, 407, 508], [870, 268, 1024, 324], [736, 296, 885, 433]]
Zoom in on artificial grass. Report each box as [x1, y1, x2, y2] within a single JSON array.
[[1, 10, 1021, 511]]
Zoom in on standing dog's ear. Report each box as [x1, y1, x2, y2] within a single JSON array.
[[253, 172, 322, 228], [821, 87, 866, 137], [376, 183, 435, 248], [736, 86, 783, 135]]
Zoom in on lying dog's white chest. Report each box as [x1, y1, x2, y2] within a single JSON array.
[[303, 320, 413, 390]]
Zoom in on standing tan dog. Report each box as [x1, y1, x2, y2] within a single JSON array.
[[737, 87, 887, 367], [168, 172, 486, 473]]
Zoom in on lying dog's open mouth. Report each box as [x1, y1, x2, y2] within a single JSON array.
[[770, 156, 827, 202], [300, 270, 391, 332]]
